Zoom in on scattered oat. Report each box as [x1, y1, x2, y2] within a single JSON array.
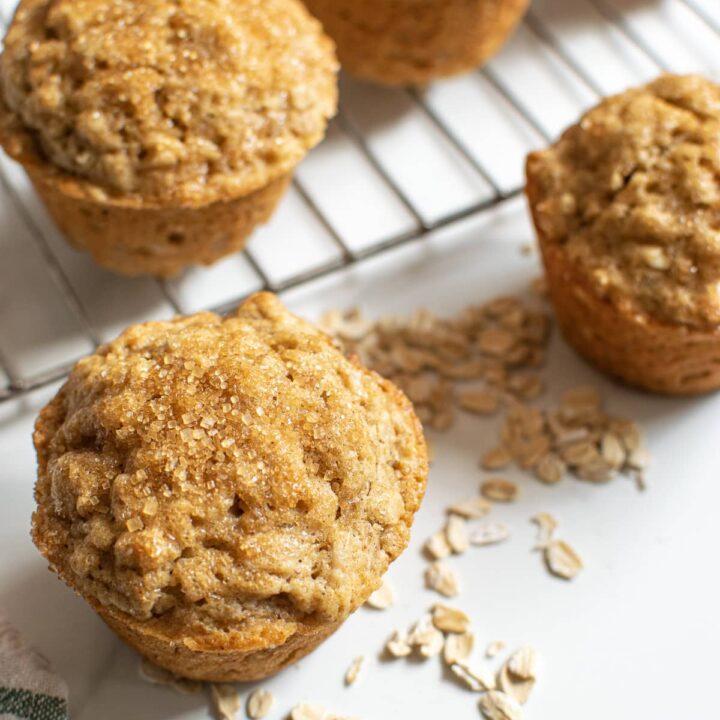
[[344, 656, 364, 686], [385, 630, 412, 658], [577, 458, 614, 483], [451, 661, 496, 692], [469, 523, 511, 547], [634, 471, 647, 492], [425, 531, 452, 560], [290, 704, 359, 720], [497, 385, 649, 487], [545, 539, 584, 580], [535, 453, 565, 484], [247, 689, 274, 719], [365, 578, 395, 610], [507, 374, 545, 402], [628, 446, 651, 471], [138, 658, 201, 695], [450, 662, 482, 692], [319, 308, 372, 342], [418, 626, 445, 658], [211, 684, 242, 720], [486, 640, 506, 659], [481, 447, 513, 471], [138, 658, 175, 686], [459, 390, 499, 416], [444, 632, 475, 665], [600, 432, 626, 468], [531, 512, 558, 549], [479, 328, 516, 357], [324, 298, 551, 432], [507, 646, 538, 680], [425, 561, 461, 597], [611, 418, 642, 451], [172, 678, 203, 695], [407, 614, 434, 644], [501, 405, 548, 469], [290, 704, 327, 720], [408, 614, 445, 657], [432, 604, 471, 634], [481, 478, 520, 503], [446, 514, 469, 553], [498, 663, 536, 705], [479, 690, 523, 720], [559, 440, 598, 468], [447, 497, 492, 519]]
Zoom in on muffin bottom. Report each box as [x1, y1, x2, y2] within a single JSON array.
[[540, 242, 720, 395], [304, 0, 528, 86], [91, 596, 342, 682], [27, 169, 292, 278]]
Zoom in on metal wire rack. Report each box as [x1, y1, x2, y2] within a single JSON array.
[[0, 0, 718, 403]]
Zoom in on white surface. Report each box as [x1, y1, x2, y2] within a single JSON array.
[[3, 201, 720, 720], [1, 0, 719, 718]]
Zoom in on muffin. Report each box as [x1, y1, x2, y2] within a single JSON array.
[[302, 0, 528, 86], [526, 74, 720, 395], [31, 293, 427, 681], [0, 0, 337, 277]]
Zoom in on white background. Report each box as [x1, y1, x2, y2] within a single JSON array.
[[0, 0, 719, 718]]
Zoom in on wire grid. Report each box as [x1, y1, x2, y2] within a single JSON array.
[[0, 0, 719, 403]]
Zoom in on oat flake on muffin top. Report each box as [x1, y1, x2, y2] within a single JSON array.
[[0, 0, 337, 204], [32, 293, 427, 644], [527, 74, 720, 328]]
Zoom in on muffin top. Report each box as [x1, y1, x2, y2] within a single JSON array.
[[0, 0, 337, 205], [526, 74, 720, 328], [32, 293, 426, 648]]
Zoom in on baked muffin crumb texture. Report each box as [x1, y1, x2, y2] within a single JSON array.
[[527, 74, 720, 328], [32, 293, 426, 653], [1, 0, 338, 205]]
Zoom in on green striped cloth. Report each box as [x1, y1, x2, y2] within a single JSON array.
[[0, 615, 68, 720]]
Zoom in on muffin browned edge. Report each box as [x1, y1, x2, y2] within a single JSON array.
[[31, 337, 428, 681], [526, 152, 720, 395]]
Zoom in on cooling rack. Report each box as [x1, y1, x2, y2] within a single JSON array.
[[0, 0, 718, 403]]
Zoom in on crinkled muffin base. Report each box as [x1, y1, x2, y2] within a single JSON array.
[[93, 597, 342, 682], [303, 0, 528, 86], [535, 239, 720, 395], [26, 153, 291, 277]]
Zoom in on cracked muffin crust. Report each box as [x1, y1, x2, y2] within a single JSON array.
[[527, 74, 720, 394], [32, 293, 427, 680], [0, 0, 338, 275], [1, 0, 337, 203], [302, 0, 528, 86]]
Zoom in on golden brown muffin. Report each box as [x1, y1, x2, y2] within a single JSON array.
[[526, 74, 720, 395], [32, 293, 427, 681], [0, 0, 337, 276], [303, 0, 528, 86]]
